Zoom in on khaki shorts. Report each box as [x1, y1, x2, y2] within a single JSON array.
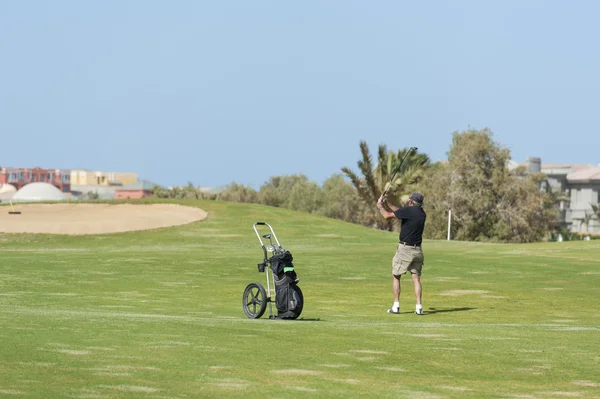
[[392, 244, 424, 276]]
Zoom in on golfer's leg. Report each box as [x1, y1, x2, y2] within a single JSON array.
[[392, 274, 401, 303], [411, 273, 422, 305], [391, 245, 404, 309]]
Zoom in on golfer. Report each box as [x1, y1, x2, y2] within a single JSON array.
[[377, 192, 426, 315]]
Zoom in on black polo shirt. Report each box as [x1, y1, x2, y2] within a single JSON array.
[[393, 206, 426, 246]]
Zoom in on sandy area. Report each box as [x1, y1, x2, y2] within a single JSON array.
[[0, 203, 208, 235]]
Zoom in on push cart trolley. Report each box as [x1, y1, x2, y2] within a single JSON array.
[[242, 222, 304, 319]]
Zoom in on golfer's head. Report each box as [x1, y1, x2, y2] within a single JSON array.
[[408, 192, 424, 207]]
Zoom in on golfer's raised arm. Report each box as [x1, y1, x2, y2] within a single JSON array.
[[377, 198, 396, 220], [384, 201, 400, 212]]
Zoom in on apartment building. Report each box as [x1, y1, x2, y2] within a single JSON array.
[[70, 170, 138, 186], [560, 165, 600, 234], [0, 167, 70, 192], [522, 158, 600, 234]]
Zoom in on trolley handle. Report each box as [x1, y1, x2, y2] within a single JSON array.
[[253, 222, 282, 247]]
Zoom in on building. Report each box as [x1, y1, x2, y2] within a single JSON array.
[[70, 170, 139, 200], [115, 180, 160, 199], [521, 158, 600, 234], [69, 185, 122, 200], [0, 167, 70, 192], [562, 166, 600, 234], [70, 170, 138, 186], [11, 182, 66, 202], [0, 184, 16, 194], [0, 184, 17, 203]]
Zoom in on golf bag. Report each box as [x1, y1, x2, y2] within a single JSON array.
[[270, 250, 303, 319]]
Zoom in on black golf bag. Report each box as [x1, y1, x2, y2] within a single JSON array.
[[270, 250, 303, 319]]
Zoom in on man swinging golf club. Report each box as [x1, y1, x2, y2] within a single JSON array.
[[377, 192, 426, 315]]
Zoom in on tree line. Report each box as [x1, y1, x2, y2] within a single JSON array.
[[153, 128, 580, 243]]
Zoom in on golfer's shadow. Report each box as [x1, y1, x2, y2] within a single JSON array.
[[424, 307, 476, 315]]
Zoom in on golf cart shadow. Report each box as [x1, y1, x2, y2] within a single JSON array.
[[425, 307, 476, 314], [290, 318, 322, 322]]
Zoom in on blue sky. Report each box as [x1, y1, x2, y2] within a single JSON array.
[[1, 1, 598, 188]]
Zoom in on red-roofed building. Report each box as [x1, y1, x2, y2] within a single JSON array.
[[0, 167, 71, 192], [114, 180, 159, 199]]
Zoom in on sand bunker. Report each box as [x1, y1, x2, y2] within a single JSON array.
[[0, 203, 208, 235]]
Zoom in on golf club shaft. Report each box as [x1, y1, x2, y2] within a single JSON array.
[[382, 146, 417, 197]]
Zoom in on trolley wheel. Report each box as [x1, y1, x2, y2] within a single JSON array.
[[242, 282, 268, 319]]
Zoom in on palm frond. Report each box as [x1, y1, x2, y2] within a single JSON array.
[[341, 167, 370, 203], [376, 145, 388, 191], [357, 141, 379, 202]]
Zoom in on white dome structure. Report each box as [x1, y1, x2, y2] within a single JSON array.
[[12, 182, 66, 202], [0, 184, 17, 194]]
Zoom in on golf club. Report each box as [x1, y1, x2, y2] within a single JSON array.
[[381, 146, 418, 198]]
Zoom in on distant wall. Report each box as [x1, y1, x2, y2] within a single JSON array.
[[114, 190, 152, 200], [70, 184, 118, 200]]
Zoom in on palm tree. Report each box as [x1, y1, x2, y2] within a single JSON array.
[[379, 147, 430, 203], [185, 182, 202, 199], [169, 186, 183, 199], [152, 185, 169, 198], [592, 204, 600, 232], [342, 141, 430, 230], [579, 211, 594, 234]]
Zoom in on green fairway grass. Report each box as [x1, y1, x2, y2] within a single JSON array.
[[1, 200, 599, 398]]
